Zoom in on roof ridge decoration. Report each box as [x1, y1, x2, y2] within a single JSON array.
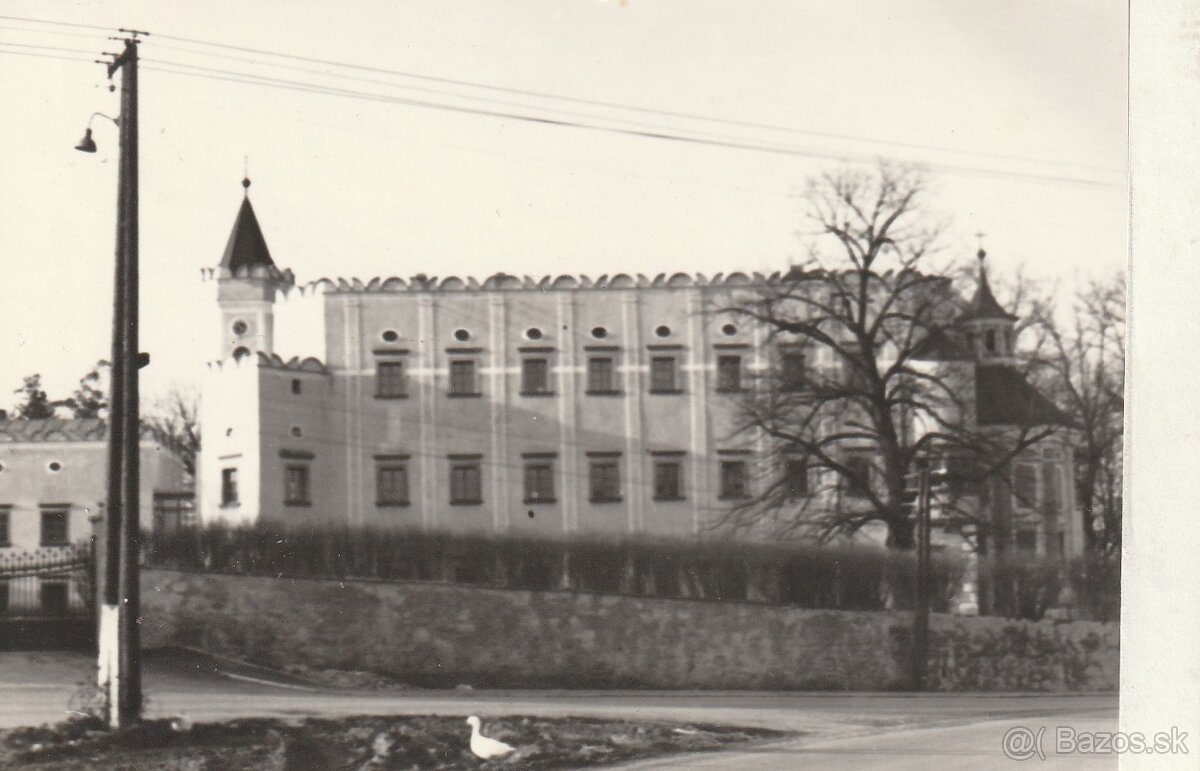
[[313, 270, 788, 294]]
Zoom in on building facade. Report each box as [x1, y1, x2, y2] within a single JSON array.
[[0, 418, 190, 617], [199, 183, 1079, 557]]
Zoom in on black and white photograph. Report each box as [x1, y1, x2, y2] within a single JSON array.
[[0, 1, 1193, 768]]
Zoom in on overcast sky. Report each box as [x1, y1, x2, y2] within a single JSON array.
[[0, 1, 1127, 405]]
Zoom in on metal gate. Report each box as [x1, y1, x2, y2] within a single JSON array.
[[0, 542, 96, 651]]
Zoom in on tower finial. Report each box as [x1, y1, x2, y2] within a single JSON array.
[[974, 231, 987, 262], [242, 156, 251, 195]]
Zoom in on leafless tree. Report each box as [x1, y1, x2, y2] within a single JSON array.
[[718, 164, 1057, 549], [143, 386, 201, 479], [1027, 274, 1125, 556]]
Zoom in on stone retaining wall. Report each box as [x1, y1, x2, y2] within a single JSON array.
[[141, 569, 1118, 691]]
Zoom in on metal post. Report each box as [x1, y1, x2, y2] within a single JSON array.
[[911, 465, 931, 691]]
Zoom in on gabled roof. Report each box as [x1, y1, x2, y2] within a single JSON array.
[[219, 181, 275, 273], [961, 250, 1019, 322], [975, 365, 1071, 427]]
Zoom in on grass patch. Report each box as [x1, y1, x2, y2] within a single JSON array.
[[0, 714, 787, 769]]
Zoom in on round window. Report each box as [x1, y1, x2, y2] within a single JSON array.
[[655, 325, 671, 338], [231, 320, 249, 336], [591, 326, 608, 339], [525, 327, 543, 341], [232, 346, 251, 361], [721, 323, 737, 336], [454, 329, 470, 342], [381, 330, 399, 343], [48, 461, 62, 473]]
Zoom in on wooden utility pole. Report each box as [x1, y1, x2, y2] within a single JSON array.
[[910, 465, 932, 691], [97, 33, 145, 729]]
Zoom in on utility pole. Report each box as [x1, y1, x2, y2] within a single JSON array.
[[94, 32, 146, 729], [910, 464, 932, 691]]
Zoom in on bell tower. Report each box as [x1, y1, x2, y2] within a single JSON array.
[[961, 249, 1019, 363], [215, 177, 293, 361]]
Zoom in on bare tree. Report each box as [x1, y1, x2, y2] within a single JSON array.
[[719, 164, 1058, 549], [1027, 274, 1124, 556], [143, 386, 201, 479]]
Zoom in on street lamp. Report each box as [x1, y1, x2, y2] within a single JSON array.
[[75, 35, 144, 730], [74, 113, 119, 154]]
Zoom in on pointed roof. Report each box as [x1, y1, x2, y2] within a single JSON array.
[[219, 178, 275, 273], [962, 249, 1019, 322]]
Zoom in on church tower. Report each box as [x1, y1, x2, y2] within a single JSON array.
[[961, 249, 1019, 363], [215, 178, 293, 361]]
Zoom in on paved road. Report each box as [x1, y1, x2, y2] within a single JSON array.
[[0, 651, 1118, 768]]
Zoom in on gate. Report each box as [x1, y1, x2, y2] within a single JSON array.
[[0, 542, 96, 651]]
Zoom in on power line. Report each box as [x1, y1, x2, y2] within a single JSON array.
[[138, 58, 1120, 190], [2, 12, 1122, 177], [0, 14, 115, 33]]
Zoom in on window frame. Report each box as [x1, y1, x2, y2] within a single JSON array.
[[1012, 463, 1039, 511], [375, 359, 408, 399], [716, 355, 743, 393], [780, 350, 808, 392], [520, 357, 553, 396], [783, 457, 810, 498], [718, 460, 750, 500], [449, 461, 483, 505], [653, 460, 684, 501], [649, 356, 681, 394], [523, 462, 556, 504], [588, 459, 623, 503], [220, 467, 239, 507], [586, 356, 619, 395], [376, 464, 410, 507], [448, 359, 480, 397], [39, 507, 69, 547], [284, 464, 312, 506]]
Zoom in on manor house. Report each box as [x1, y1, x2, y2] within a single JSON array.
[[198, 180, 1081, 557]]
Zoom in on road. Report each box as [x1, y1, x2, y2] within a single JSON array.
[[0, 650, 1118, 768]]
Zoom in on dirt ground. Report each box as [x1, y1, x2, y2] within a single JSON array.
[[0, 713, 786, 770]]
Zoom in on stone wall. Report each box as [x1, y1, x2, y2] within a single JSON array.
[[141, 569, 1118, 692]]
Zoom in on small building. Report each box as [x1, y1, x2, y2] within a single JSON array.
[[0, 418, 191, 620]]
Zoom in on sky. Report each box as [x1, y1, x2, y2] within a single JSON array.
[[0, 1, 1127, 407]]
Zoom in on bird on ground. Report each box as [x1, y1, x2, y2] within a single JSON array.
[[466, 715, 516, 760]]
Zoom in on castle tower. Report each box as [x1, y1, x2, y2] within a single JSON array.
[[961, 249, 1019, 363], [215, 178, 293, 361]]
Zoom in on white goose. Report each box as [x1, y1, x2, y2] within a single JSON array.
[[466, 715, 516, 760]]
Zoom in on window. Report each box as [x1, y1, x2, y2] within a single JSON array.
[[719, 461, 749, 500], [0, 506, 9, 546], [717, 355, 742, 393], [285, 465, 311, 505], [40, 508, 68, 546], [589, 459, 622, 502], [233, 346, 250, 361], [653, 461, 683, 501], [0, 582, 7, 615], [784, 458, 809, 497], [381, 329, 399, 343], [521, 358, 551, 395], [1042, 464, 1061, 513], [781, 351, 807, 391], [591, 326, 608, 339], [376, 360, 406, 397], [843, 456, 872, 498], [525, 327, 543, 340], [524, 463, 555, 503], [721, 323, 737, 336], [450, 462, 483, 504], [650, 356, 679, 393], [1012, 464, 1038, 509], [655, 325, 671, 338], [985, 330, 997, 353], [291, 378, 302, 394], [587, 357, 617, 394], [40, 582, 68, 615], [221, 468, 239, 506], [376, 465, 409, 506], [449, 359, 478, 396], [454, 329, 471, 342]]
